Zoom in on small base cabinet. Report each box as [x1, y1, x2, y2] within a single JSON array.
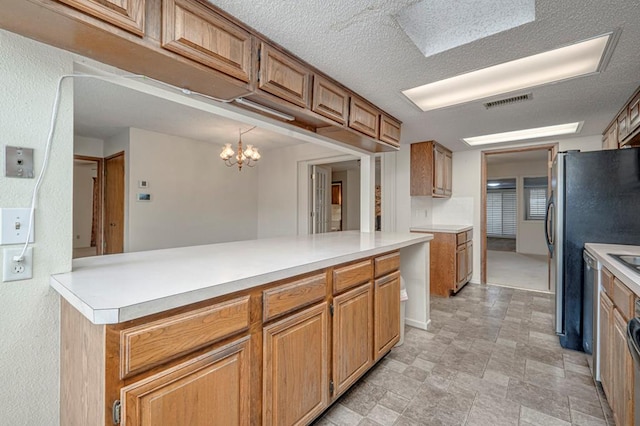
[[598, 268, 636, 426], [60, 251, 403, 426]]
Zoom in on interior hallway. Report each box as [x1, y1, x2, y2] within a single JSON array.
[[487, 250, 549, 293], [315, 284, 611, 426]]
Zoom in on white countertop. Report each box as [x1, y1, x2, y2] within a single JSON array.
[[410, 224, 472, 234], [51, 231, 432, 325], [585, 243, 640, 297]]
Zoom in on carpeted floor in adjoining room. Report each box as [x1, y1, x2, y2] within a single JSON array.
[[314, 283, 612, 426], [487, 250, 549, 293]]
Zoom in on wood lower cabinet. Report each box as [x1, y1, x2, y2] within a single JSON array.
[[422, 229, 473, 297], [61, 252, 402, 426], [263, 303, 329, 426], [410, 141, 453, 198], [332, 282, 374, 396], [121, 337, 251, 426], [374, 271, 400, 360], [598, 266, 636, 426]]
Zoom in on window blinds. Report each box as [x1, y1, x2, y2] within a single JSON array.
[[487, 190, 516, 237]]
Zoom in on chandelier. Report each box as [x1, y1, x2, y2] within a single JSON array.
[[220, 126, 261, 171]]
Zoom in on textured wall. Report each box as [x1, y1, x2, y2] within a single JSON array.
[[0, 30, 74, 424]]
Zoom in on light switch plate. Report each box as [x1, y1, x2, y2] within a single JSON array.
[[0, 208, 35, 245], [5, 146, 34, 178]]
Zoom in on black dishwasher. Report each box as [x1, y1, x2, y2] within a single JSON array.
[[627, 300, 640, 426]]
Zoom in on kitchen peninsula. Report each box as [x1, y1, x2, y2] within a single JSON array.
[[51, 231, 432, 425]]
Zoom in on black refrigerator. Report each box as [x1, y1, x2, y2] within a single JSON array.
[[547, 148, 640, 351]]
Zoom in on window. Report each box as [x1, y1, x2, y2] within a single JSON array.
[[486, 178, 516, 237], [524, 177, 548, 220]]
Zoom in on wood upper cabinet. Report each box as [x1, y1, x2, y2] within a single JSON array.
[[56, 0, 145, 35], [263, 303, 329, 426], [612, 308, 633, 426], [312, 76, 349, 125], [602, 122, 619, 150], [618, 110, 629, 142], [600, 290, 613, 400], [121, 336, 251, 426], [332, 282, 373, 397], [258, 42, 312, 108], [349, 96, 380, 138], [410, 140, 452, 198], [629, 91, 640, 133], [374, 271, 400, 360], [379, 114, 401, 147], [162, 0, 252, 83]]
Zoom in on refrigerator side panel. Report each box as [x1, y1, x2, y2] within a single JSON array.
[[553, 154, 564, 335]]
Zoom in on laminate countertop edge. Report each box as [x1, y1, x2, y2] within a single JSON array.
[[411, 225, 472, 234], [51, 231, 433, 325]]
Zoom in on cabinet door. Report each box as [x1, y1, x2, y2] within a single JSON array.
[[349, 97, 379, 138], [162, 0, 252, 83], [618, 110, 629, 142], [57, 0, 145, 35], [121, 336, 251, 426], [613, 308, 633, 426], [600, 291, 613, 400], [603, 123, 618, 150], [465, 241, 473, 281], [410, 142, 434, 197], [312, 76, 349, 125], [455, 244, 466, 288], [379, 114, 401, 147], [258, 43, 311, 108], [333, 283, 373, 396], [433, 146, 445, 196], [374, 271, 400, 360], [263, 303, 329, 426], [629, 92, 640, 133], [444, 151, 453, 196]]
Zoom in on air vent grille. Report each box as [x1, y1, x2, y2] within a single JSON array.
[[483, 93, 533, 109]]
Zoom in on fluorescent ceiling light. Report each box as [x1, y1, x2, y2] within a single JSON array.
[[487, 182, 501, 187], [463, 122, 583, 146], [403, 33, 616, 111]]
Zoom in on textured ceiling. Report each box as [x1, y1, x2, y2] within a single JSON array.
[[74, 1, 640, 153], [205, 0, 640, 151]]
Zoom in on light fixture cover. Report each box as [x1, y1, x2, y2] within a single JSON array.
[[463, 122, 583, 146], [403, 33, 613, 111]]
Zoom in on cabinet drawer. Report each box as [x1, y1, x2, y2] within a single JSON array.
[[349, 97, 379, 138], [456, 232, 466, 246], [601, 267, 614, 295], [333, 260, 373, 294], [57, 0, 145, 36], [162, 0, 252, 83], [612, 278, 635, 321], [374, 251, 400, 278], [258, 42, 311, 108], [263, 272, 327, 321], [120, 295, 250, 378], [466, 229, 473, 242], [379, 114, 401, 147], [312, 76, 349, 125]]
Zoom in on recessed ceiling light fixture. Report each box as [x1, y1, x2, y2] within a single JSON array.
[[463, 122, 583, 146], [403, 32, 619, 111]]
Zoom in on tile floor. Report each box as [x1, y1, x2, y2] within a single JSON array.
[[314, 284, 613, 426]]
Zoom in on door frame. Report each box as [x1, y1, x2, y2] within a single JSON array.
[[480, 143, 558, 286], [73, 155, 104, 256]]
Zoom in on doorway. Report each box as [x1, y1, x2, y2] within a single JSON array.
[[481, 144, 557, 292], [104, 151, 125, 254], [72, 155, 103, 258]]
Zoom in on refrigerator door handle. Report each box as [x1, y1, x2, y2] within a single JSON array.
[[545, 192, 554, 254]]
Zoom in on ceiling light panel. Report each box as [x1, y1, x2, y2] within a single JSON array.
[[403, 34, 612, 111], [463, 122, 582, 146], [397, 0, 535, 58]]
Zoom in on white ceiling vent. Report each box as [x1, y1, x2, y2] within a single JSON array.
[[483, 93, 533, 109]]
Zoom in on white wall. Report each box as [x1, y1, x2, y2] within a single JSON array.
[[74, 135, 104, 157], [487, 159, 548, 255], [126, 128, 259, 251], [0, 30, 74, 424], [256, 142, 343, 238], [72, 162, 97, 248], [345, 168, 361, 230]]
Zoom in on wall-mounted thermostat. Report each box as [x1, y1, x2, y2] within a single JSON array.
[[138, 180, 149, 188], [5, 146, 34, 178]]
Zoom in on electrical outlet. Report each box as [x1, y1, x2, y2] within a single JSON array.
[[0, 208, 35, 245], [2, 247, 33, 282]]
